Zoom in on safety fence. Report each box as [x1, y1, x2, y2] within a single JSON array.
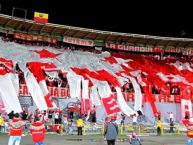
[[118, 124, 186, 135], [0, 122, 187, 136], [71, 124, 187, 135]]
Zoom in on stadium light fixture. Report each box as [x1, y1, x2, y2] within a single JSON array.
[[12, 7, 27, 21]]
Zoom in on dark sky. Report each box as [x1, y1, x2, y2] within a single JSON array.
[[0, 0, 193, 38]]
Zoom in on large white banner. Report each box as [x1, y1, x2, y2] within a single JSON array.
[[24, 70, 48, 111], [0, 74, 22, 113]]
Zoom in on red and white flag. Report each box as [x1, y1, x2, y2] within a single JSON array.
[[181, 99, 192, 119], [116, 87, 135, 116], [0, 97, 5, 112], [97, 81, 121, 115], [24, 70, 48, 111], [89, 85, 101, 106], [0, 58, 22, 113], [27, 62, 56, 109], [78, 67, 134, 116], [81, 78, 91, 115], [125, 74, 143, 112], [66, 73, 82, 99]]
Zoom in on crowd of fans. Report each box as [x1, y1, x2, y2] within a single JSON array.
[[0, 32, 187, 144], [0, 33, 185, 96], [15, 65, 181, 96], [0, 103, 96, 135]]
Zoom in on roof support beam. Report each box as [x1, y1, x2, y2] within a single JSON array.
[[130, 38, 141, 45], [27, 23, 35, 33], [69, 31, 78, 37], [4, 19, 12, 27], [146, 39, 156, 45], [135, 38, 143, 44], [94, 33, 101, 40], [164, 41, 171, 48], [83, 32, 92, 39], [72, 30, 81, 37], [50, 27, 58, 36], [95, 33, 102, 40], [39, 25, 46, 34], [153, 40, 162, 47], [115, 36, 122, 42], [15, 23, 23, 30], [125, 37, 132, 44], [184, 42, 192, 48], [63, 29, 70, 35], [141, 39, 152, 46], [175, 41, 184, 48], [105, 34, 112, 41]]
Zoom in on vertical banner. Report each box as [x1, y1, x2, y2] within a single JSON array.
[[181, 99, 192, 119], [0, 97, 5, 112], [81, 78, 90, 115]]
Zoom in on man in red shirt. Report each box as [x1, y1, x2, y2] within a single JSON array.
[[182, 117, 193, 144], [8, 113, 26, 145], [30, 117, 46, 145], [69, 105, 75, 119], [185, 108, 190, 120]]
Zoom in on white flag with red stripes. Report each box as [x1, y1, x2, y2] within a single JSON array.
[[81, 78, 91, 115], [0, 58, 22, 113]]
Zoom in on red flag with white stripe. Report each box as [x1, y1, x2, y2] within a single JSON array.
[[27, 62, 56, 109]]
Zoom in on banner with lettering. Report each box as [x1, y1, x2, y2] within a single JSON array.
[[164, 47, 181, 53], [104, 42, 193, 55], [182, 48, 193, 56], [19, 85, 183, 104], [63, 36, 94, 46], [105, 42, 164, 53], [14, 33, 57, 44], [19, 85, 69, 99]]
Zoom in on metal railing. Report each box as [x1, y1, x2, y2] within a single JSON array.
[[0, 122, 186, 136]]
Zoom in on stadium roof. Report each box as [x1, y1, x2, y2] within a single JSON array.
[[1, 14, 193, 48]]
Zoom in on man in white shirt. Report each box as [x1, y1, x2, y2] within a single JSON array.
[[168, 112, 174, 123], [132, 114, 138, 131], [132, 114, 137, 125], [54, 112, 59, 124]]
